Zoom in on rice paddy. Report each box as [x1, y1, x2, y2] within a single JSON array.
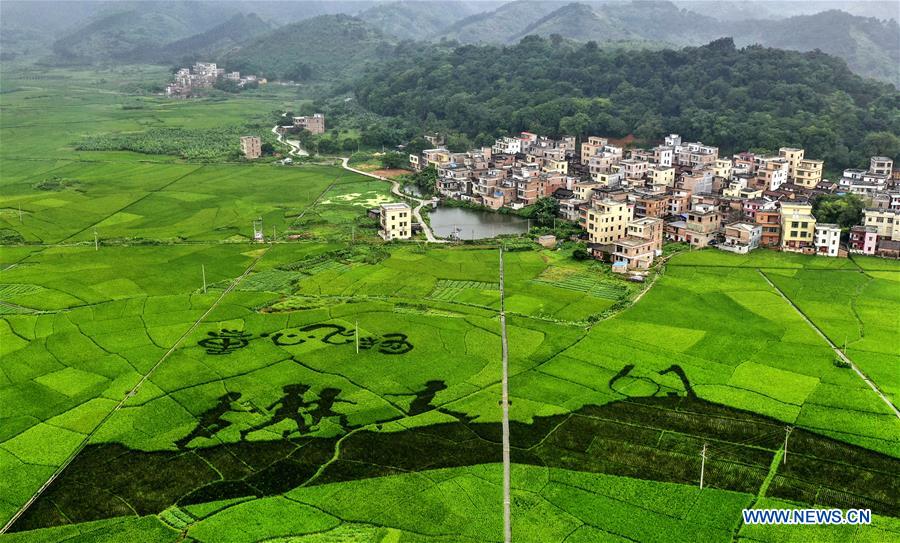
[[1, 65, 898, 542]]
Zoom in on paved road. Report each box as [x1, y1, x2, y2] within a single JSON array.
[[339, 158, 445, 243], [499, 247, 511, 543], [271, 123, 308, 157], [759, 269, 899, 419]]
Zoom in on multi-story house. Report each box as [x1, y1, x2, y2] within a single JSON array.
[[743, 197, 777, 220], [580, 137, 608, 165], [780, 202, 817, 253], [292, 113, 326, 134], [648, 166, 675, 187], [779, 147, 824, 188], [492, 136, 522, 155], [872, 191, 900, 211], [814, 223, 841, 257], [653, 145, 674, 167], [620, 159, 649, 181], [239, 136, 261, 159], [863, 208, 900, 240], [379, 203, 412, 240], [714, 158, 732, 180], [585, 199, 632, 244], [756, 209, 782, 248], [754, 156, 789, 191], [870, 156, 893, 177], [849, 225, 878, 255], [633, 193, 668, 218], [612, 217, 663, 270], [683, 204, 721, 248], [677, 169, 714, 195], [675, 141, 718, 169]]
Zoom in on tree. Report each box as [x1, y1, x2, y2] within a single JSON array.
[[530, 197, 560, 226], [380, 152, 406, 169], [261, 143, 275, 156], [812, 194, 865, 229], [572, 247, 590, 261]]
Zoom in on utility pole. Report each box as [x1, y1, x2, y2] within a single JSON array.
[[352, 226, 355, 243], [783, 426, 793, 465], [18, 205, 23, 224], [699, 443, 707, 489], [202, 265, 207, 294], [355, 320, 359, 354], [94, 230, 99, 251], [272, 226, 276, 241]]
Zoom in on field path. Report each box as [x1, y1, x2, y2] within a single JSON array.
[[758, 269, 900, 419], [339, 157, 446, 243], [272, 123, 308, 157], [498, 247, 511, 543], [1, 168, 348, 534]]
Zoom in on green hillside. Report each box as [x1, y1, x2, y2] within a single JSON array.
[[730, 10, 900, 86], [147, 13, 273, 65], [358, 0, 494, 41], [221, 14, 396, 82], [51, 1, 234, 62]]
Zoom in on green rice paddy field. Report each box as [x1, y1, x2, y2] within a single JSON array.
[[1, 66, 898, 542]]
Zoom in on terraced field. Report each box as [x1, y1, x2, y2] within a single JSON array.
[[2, 65, 898, 542]]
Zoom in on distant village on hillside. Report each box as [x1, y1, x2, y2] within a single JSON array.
[[165, 62, 266, 98], [409, 132, 898, 269]]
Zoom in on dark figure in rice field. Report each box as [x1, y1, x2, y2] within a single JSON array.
[[308, 387, 356, 430], [407, 380, 447, 416], [175, 391, 242, 449], [240, 384, 315, 439]]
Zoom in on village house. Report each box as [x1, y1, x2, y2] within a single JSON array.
[[779, 147, 823, 188], [586, 199, 631, 244], [379, 202, 412, 241], [756, 209, 782, 248], [780, 202, 817, 253], [239, 136, 261, 159], [814, 223, 841, 257], [849, 225, 878, 255], [611, 217, 664, 270], [719, 222, 761, 254], [292, 113, 326, 135]]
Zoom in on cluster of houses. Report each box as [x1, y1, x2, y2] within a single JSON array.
[[409, 133, 899, 268], [165, 62, 266, 98]]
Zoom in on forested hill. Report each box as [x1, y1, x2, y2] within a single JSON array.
[[220, 14, 397, 82], [354, 37, 900, 171]]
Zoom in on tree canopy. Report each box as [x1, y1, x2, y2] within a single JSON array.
[[355, 37, 900, 172]]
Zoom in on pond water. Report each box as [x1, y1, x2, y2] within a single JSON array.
[[429, 206, 529, 240]]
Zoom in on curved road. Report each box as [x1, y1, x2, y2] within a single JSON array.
[[271, 122, 442, 242], [271, 124, 308, 157], [339, 158, 445, 243]]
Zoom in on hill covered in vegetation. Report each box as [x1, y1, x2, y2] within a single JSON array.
[[50, 1, 233, 62], [220, 14, 397, 82], [354, 37, 900, 171]]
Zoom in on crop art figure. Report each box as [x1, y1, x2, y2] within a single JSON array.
[[175, 391, 243, 449], [198, 329, 252, 355], [240, 384, 315, 439]]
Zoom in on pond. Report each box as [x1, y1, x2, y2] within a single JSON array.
[[428, 206, 529, 240]]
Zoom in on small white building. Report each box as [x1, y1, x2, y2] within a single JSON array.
[[379, 202, 412, 241], [815, 223, 841, 257]]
